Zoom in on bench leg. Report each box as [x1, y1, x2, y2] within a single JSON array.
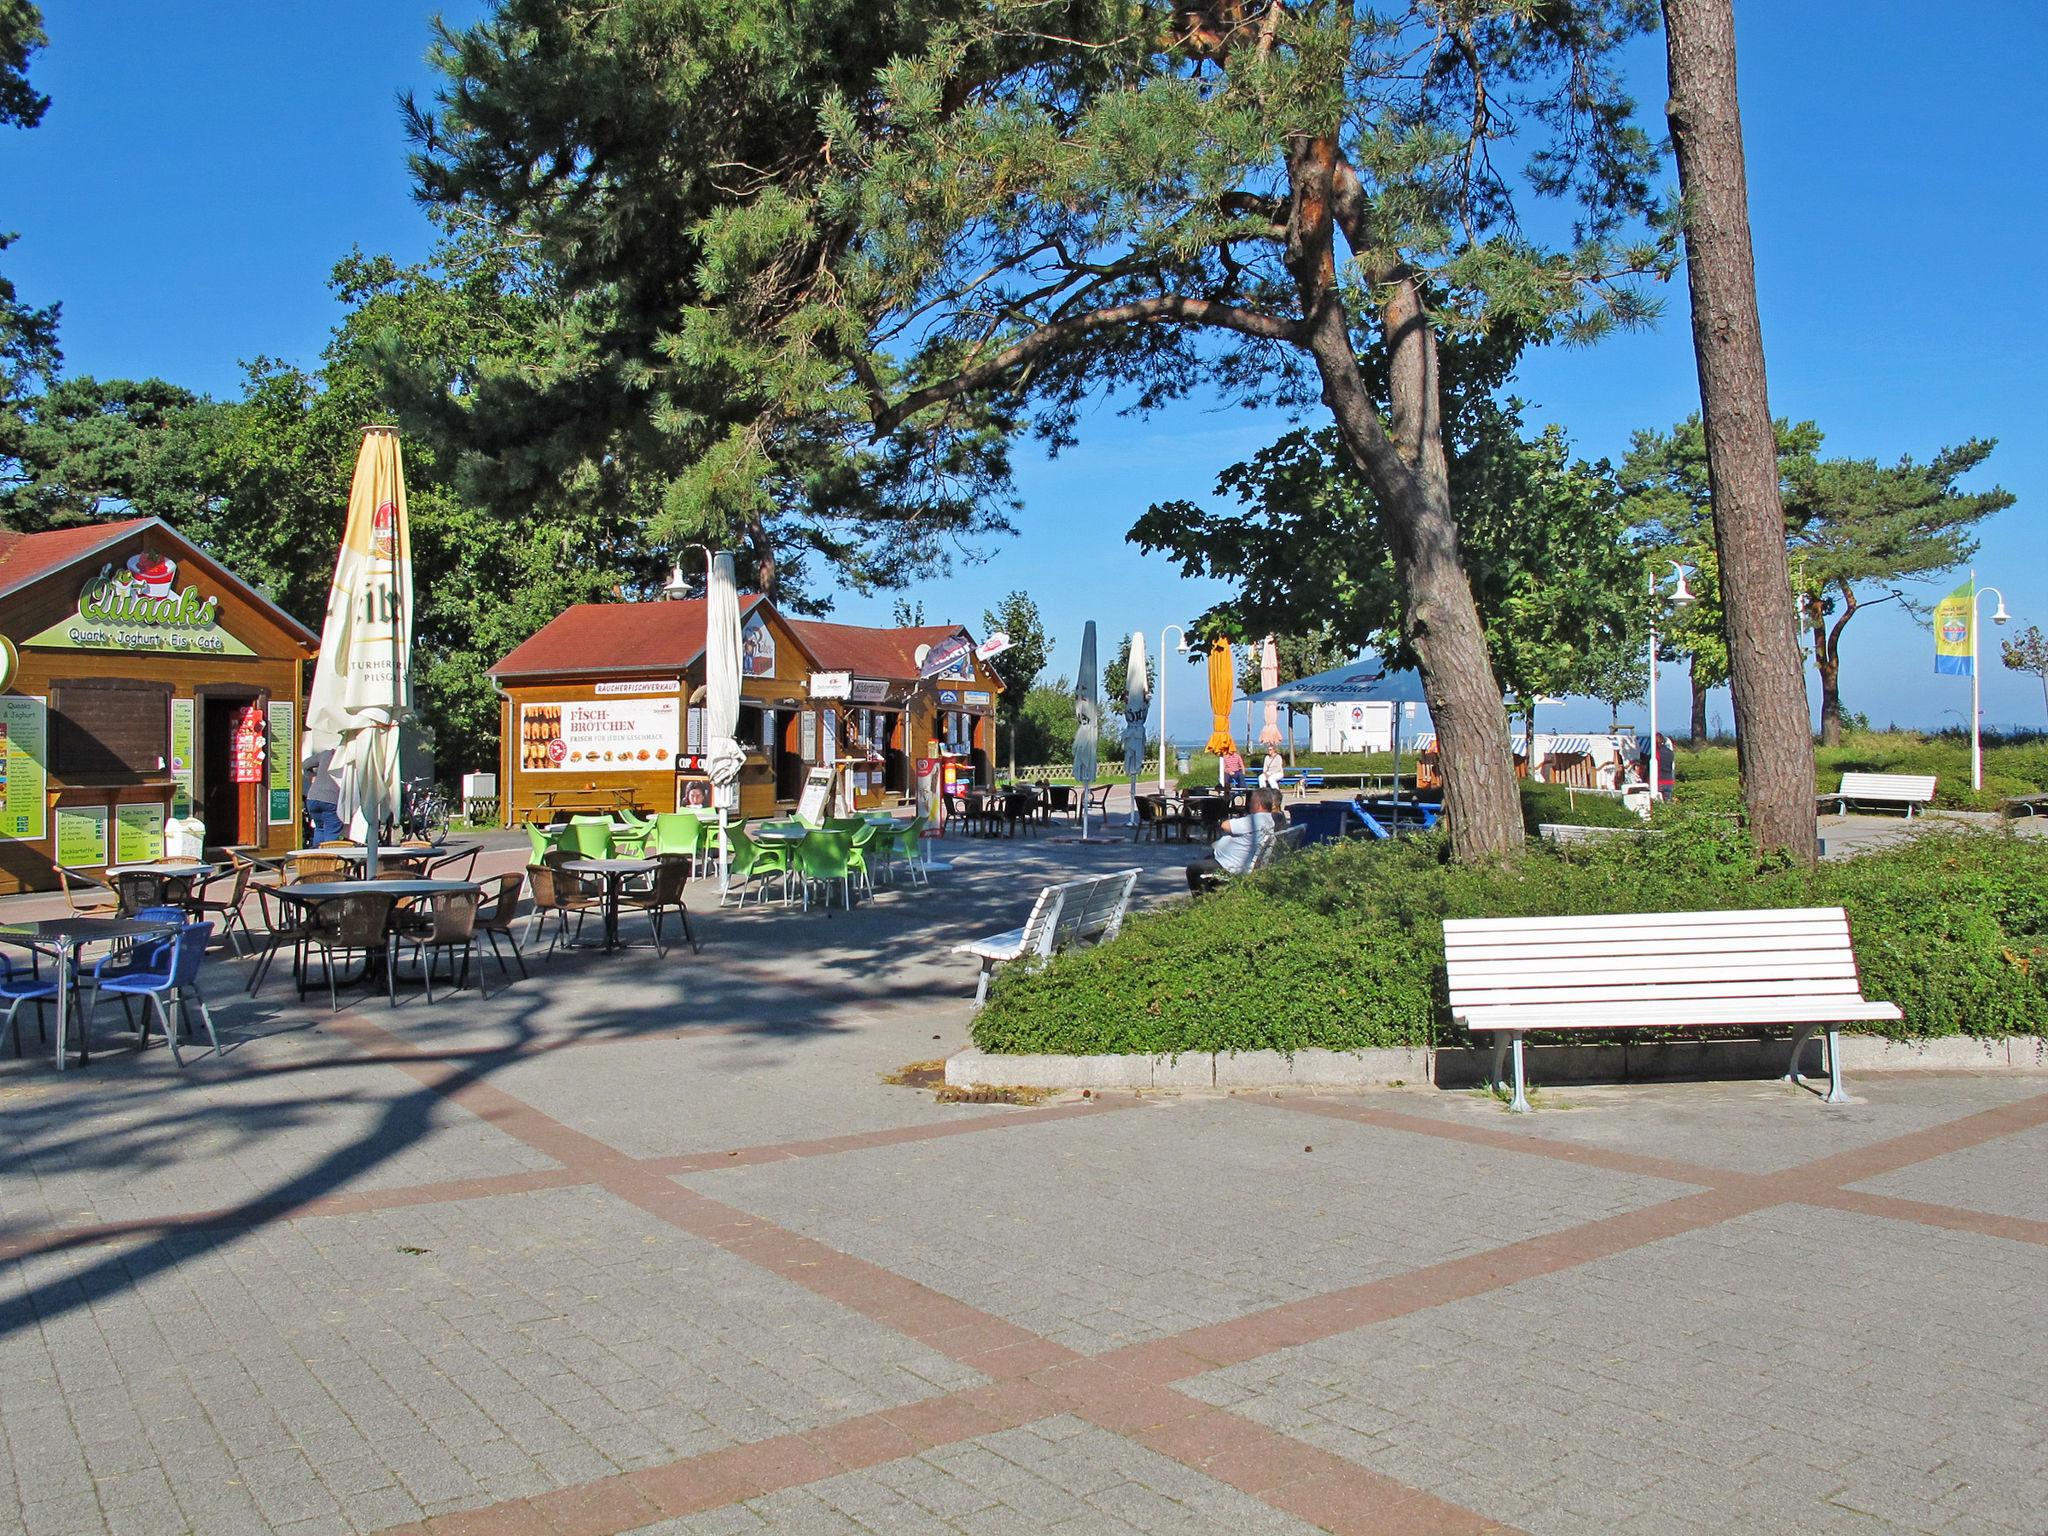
[[1784, 1023, 1818, 1086], [973, 961, 993, 1008], [1507, 1032, 1531, 1113], [1824, 1028, 1849, 1104], [1489, 1033, 1509, 1098]]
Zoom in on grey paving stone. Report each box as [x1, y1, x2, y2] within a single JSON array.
[[689, 1094, 1694, 1352], [1185, 1203, 2048, 1536], [1848, 1120, 2048, 1224]]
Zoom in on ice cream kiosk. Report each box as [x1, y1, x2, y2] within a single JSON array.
[[0, 518, 319, 895]]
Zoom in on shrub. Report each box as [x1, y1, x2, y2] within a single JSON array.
[[971, 819, 2048, 1056], [1519, 782, 1641, 832]]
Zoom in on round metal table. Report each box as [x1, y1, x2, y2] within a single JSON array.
[[559, 858, 660, 950], [273, 880, 483, 998], [0, 916, 180, 1069]]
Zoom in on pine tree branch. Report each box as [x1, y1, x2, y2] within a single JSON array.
[[868, 296, 1300, 434]]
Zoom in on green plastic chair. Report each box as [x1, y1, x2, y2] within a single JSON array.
[[890, 816, 928, 886], [793, 830, 855, 912], [844, 823, 883, 896], [564, 819, 615, 859], [723, 824, 789, 906], [648, 813, 704, 859], [524, 823, 555, 863]]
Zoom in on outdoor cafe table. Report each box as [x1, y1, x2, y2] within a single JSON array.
[[0, 915, 179, 1069], [559, 857, 660, 950], [747, 825, 809, 907], [274, 879, 483, 988], [280, 843, 474, 872]]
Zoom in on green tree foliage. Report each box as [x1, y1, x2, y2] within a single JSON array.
[[1784, 440, 2014, 745], [0, 0, 46, 130], [193, 244, 670, 778], [1619, 414, 1820, 742], [2001, 626, 2048, 726], [1, 1, 58, 486], [0, 376, 214, 529], [1137, 394, 1646, 737], [405, 0, 1018, 609], [979, 590, 1050, 774]]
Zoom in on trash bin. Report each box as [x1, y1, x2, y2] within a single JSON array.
[[165, 816, 207, 860]]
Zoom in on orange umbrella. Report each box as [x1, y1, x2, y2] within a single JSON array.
[[1204, 637, 1236, 753]]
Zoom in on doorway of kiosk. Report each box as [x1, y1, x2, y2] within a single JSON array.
[[195, 684, 267, 848], [884, 710, 910, 798], [771, 707, 806, 803]]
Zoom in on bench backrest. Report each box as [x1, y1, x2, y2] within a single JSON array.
[[1536, 822, 1645, 845], [1051, 868, 1140, 949], [1838, 771, 1936, 802], [1443, 906, 1869, 1017], [1247, 824, 1305, 869]]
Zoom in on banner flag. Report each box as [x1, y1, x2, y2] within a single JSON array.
[[1933, 579, 1974, 676]]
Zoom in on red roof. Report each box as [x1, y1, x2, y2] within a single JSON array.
[[490, 594, 779, 679], [788, 619, 991, 684], [0, 517, 156, 597]]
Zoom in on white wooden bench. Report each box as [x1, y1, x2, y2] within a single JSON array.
[[1444, 907, 1900, 1112], [1536, 822, 1646, 846], [954, 868, 1140, 1006], [1823, 771, 1936, 818]]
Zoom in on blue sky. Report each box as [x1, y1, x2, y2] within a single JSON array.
[[5, 2, 2043, 750]]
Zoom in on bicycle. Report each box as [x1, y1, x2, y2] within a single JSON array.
[[400, 778, 451, 841]]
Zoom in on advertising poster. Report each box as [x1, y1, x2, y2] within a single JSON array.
[[0, 695, 48, 840], [519, 697, 680, 771], [115, 802, 165, 864], [54, 805, 109, 867], [267, 700, 294, 824], [170, 698, 194, 816], [741, 609, 777, 677], [231, 703, 265, 783]]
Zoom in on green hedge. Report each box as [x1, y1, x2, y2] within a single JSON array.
[[971, 820, 2048, 1055]]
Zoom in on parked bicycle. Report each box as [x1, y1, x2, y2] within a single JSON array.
[[401, 778, 451, 841]]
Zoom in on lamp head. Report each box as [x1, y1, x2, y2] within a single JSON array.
[[662, 562, 690, 600], [1993, 599, 2010, 625], [1668, 563, 1695, 606]]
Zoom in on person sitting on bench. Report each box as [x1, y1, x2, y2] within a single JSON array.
[[1187, 788, 1283, 892]]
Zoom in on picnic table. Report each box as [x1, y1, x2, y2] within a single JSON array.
[[529, 787, 641, 823]]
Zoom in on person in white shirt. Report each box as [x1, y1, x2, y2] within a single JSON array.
[[1187, 788, 1283, 892], [1258, 749, 1285, 790]]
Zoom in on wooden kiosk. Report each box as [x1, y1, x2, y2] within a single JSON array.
[[0, 517, 318, 895]]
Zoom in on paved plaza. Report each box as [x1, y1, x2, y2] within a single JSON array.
[[1, 824, 2045, 1536]]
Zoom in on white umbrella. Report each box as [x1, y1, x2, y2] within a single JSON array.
[[1259, 635, 1283, 750], [1123, 630, 1149, 824], [703, 553, 746, 891], [305, 427, 413, 872], [1074, 622, 1099, 839]]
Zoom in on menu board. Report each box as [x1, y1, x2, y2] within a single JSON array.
[[170, 698, 194, 816], [54, 805, 109, 867], [267, 700, 294, 823], [115, 802, 165, 864], [0, 695, 48, 839], [796, 767, 832, 826], [519, 697, 680, 771]]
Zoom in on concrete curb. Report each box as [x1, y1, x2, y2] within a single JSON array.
[[946, 1037, 2048, 1091]]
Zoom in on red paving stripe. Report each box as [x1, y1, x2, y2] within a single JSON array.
[[599, 1166, 1081, 1376], [1799, 1186, 2048, 1247], [642, 1092, 1141, 1174], [1260, 1093, 1740, 1188], [1777, 1089, 2048, 1188], [0, 1167, 589, 1264]]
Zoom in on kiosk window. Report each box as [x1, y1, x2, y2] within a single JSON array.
[[50, 680, 173, 783]]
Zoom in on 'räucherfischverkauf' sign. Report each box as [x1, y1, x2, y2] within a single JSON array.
[[23, 553, 254, 657]]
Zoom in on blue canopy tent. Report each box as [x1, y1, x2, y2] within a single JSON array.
[[1244, 657, 1430, 815]]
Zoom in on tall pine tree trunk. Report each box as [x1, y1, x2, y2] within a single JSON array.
[[1663, 0, 1818, 864], [1811, 617, 1843, 747], [1688, 657, 1710, 745]]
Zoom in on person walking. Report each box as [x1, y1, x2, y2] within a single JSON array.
[[1187, 788, 1282, 892], [302, 743, 345, 844]]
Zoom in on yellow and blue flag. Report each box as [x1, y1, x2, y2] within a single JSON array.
[[1933, 579, 1974, 676]]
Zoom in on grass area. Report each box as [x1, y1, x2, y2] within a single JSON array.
[[1678, 730, 2048, 812], [971, 817, 2048, 1055]]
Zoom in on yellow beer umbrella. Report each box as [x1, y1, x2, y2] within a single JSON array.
[[1204, 636, 1236, 754]]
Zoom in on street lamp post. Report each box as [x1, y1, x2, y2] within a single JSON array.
[[1157, 624, 1189, 791], [1645, 562, 1695, 800], [1969, 569, 2011, 791]]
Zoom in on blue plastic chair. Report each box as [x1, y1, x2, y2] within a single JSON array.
[[0, 950, 61, 1059], [85, 921, 218, 1065]]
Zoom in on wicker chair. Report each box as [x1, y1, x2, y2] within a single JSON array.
[[523, 865, 601, 956], [291, 852, 353, 882], [246, 886, 316, 997], [474, 872, 527, 981], [55, 865, 119, 915], [620, 857, 697, 956], [302, 892, 397, 1011], [394, 889, 481, 1001], [192, 863, 253, 954]]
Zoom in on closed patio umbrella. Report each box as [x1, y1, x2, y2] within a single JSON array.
[[1074, 622, 1099, 839], [703, 553, 746, 891], [1204, 636, 1236, 755], [1259, 634, 1283, 750], [1123, 629, 1149, 824], [305, 427, 414, 873]]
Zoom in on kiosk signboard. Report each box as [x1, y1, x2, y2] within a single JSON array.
[[54, 805, 108, 867], [0, 696, 48, 839]]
